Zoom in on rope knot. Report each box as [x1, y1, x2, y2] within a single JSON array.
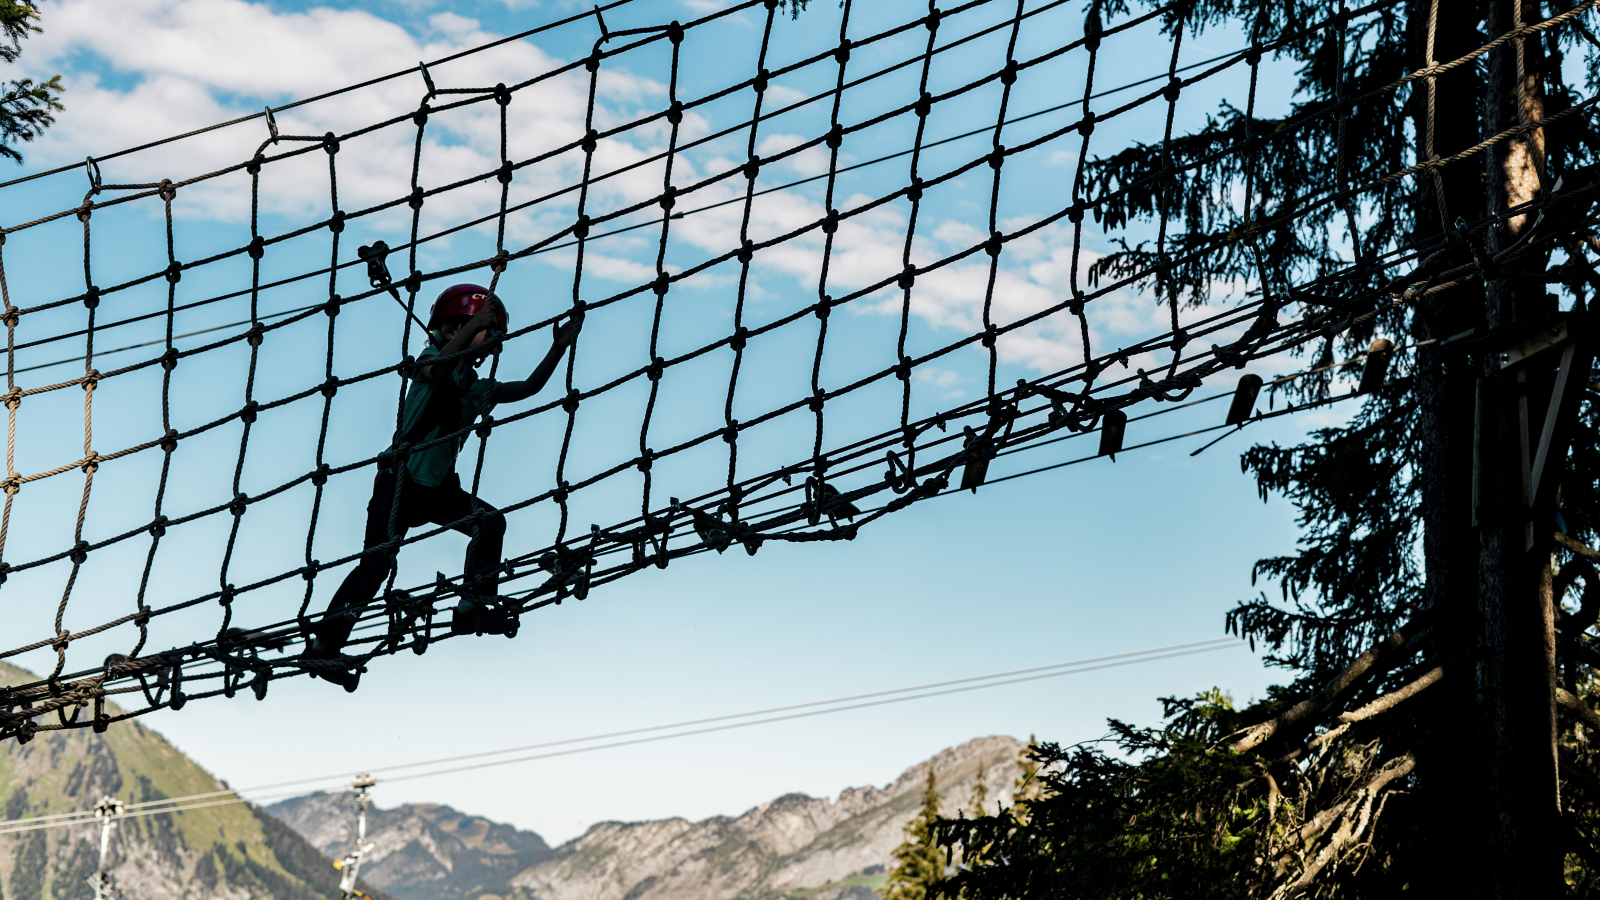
[[311, 463, 330, 487], [985, 232, 1003, 257], [165, 260, 182, 284], [476, 414, 495, 439], [823, 207, 840, 234], [81, 451, 100, 474], [1000, 59, 1019, 86], [322, 132, 340, 154], [753, 68, 770, 94], [160, 347, 180, 371], [493, 82, 511, 107], [1, 306, 18, 328], [149, 515, 168, 538], [581, 129, 599, 154], [303, 561, 320, 581], [69, 540, 88, 565], [723, 420, 740, 443], [907, 177, 924, 202], [825, 124, 844, 149], [409, 186, 425, 210], [573, 215, 591, 239], [159, 429, 178, 453], [833, 40, 851, 65], [230, 493, 248, 517], [898, 265, 916, 290], [647, 356, 665, 382], [247, 235, 265, 260], [562, 389, 581, 413], [328, 210, 346, 234], [730, 326, 750, 352], [497, 160, 514, 185], [490, 250, 509, 274], [637, 450, 653, 473], [1, 387, 21, 409], [158, 179, 176, 202], [83, 286, 100, 309]]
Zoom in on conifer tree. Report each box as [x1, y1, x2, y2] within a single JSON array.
[[1009, 736, 1042, 826], [935, 0, 1600, 895], [882, 767, 945, 900], [0, 1, 60, 163], [967, 760, 988, 819]]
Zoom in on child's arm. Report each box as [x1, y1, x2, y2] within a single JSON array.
[[493, 312, 584, 403], [419, 305, 500, 381]]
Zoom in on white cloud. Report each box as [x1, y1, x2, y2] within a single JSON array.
[[10, 0, 1245, 377]]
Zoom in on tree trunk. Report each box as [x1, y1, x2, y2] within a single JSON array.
[[1408, 1, 1487, 894], [1476, 0, 1563, 894]]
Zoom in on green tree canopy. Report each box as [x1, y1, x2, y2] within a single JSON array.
[[0, 0, 60, 163], [883, 767, 946, 900]]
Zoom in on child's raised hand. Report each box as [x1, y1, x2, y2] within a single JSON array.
[[467, 304, 500, 332], [553, 309, 585, 348]]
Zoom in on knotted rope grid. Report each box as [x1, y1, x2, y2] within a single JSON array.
[[0, 0, 1596, 740]]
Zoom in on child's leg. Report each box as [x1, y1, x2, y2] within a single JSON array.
[[316, 468, 409, 650], [429, 476, 506, 598]]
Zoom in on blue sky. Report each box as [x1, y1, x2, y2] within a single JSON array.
[[0, 0, 1354, 843]]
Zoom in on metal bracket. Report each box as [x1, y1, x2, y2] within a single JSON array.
[[1474, 315, 1593, 548], [418, 61, 437, 100]]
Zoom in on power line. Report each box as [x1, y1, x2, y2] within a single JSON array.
[[0, 636, 1240, 833]]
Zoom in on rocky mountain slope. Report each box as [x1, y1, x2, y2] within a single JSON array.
[[265, 794, 553, 900], [268, 735, 1024, 900], [0, 661, 381, 900], [514, 735, 1022, 900]]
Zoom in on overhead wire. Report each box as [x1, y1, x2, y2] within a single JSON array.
[[0, 635, 1240, 835]]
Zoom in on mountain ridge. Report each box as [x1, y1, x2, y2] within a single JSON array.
[[267, 735, 1023, 900], [0, 660, 385, 900]]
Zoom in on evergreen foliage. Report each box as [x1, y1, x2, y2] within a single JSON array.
[[882, 768, 946, 900], [967, 761, 988, 819], [0, 0, 59, 163], [936, 0, 1600, 895]]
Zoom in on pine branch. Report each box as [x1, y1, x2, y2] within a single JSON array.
[[1226, 622, 1420, 753], [1559, 686, 1600, 731], [1305, 664, 1444, 750]]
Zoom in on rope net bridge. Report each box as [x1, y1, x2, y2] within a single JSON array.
[[0, 0, 1591, 741]]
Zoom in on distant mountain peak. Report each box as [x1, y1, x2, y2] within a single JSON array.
[[268, 735, 1025, 900]]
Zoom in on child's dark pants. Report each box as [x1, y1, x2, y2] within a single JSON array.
[[316, 467, 505, 650]]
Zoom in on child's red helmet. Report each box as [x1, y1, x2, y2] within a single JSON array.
[[428, 284, 508, 331]]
